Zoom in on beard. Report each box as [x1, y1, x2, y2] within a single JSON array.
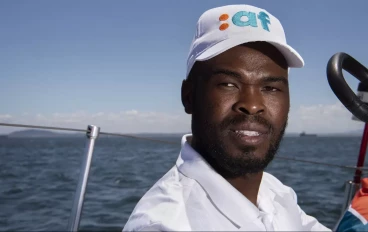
[[191, 113, 287, 179]]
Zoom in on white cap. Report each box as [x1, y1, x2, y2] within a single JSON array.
[[186, 4, 304, 77]]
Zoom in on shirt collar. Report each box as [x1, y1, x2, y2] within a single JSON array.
[[176, 134, 277, 229]]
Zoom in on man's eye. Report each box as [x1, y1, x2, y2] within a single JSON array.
[[263, 86, 280, 92], [220, 83, 236, 87]]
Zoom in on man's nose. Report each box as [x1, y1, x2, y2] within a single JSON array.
[[232, 86, 265, 115]]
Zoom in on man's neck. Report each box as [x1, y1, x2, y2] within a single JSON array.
[[226, 172, 263, 206], [189, 136, 263, 206]]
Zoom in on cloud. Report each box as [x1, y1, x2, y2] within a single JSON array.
[[0, 114, 12, 120], [287, 101, 364, 134], [0, 101, 364, 134], [0, 110, 192, 134]]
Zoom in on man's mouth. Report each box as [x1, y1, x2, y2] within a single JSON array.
[[230, 122, 270, 135], [229, 129, 268, 146], [234, 130, 261, 136], [228, 122, 271, 146]]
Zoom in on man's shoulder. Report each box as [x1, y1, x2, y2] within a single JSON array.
[[262, 171, 298, 201], [123, 166, 196, 231], [262, 171, 289, 189]]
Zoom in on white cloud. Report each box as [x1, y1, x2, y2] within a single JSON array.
[[0, 102, 365, 135], [0, 110, 192, 134], [0, 114, 12, 120], [286, 101, 364, 134], [125, 110, 138, 115]]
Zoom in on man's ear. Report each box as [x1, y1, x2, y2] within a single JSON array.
[[181, 79, 193, 114]]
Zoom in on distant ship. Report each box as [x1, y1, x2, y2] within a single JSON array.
[[299, 131, 317, 137]]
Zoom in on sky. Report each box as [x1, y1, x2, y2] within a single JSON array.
[[1, 0, 368, 134]]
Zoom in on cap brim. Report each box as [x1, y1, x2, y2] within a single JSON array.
[[196, 36, 304, 68]]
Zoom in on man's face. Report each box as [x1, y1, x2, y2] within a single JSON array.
[[182, 42, 289, 179]]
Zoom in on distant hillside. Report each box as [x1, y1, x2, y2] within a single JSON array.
[[7, 129, 82, 138], [318, 129, 364, 137], [5, 129, 364, 139], [5, 129, 185, 138], [284, 133, 300, 137]]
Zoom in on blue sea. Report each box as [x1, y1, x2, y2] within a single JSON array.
[[0, 135, 367, 231]]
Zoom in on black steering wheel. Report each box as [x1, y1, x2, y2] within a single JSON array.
[[326, 52, 368, 123]]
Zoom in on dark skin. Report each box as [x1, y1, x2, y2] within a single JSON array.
[[181, 42, 289, 205]]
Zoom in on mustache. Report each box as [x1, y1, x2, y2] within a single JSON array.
[[219, 114, 273, 133]]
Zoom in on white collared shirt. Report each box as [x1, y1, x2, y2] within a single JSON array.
[[123, 134, 331, 231]]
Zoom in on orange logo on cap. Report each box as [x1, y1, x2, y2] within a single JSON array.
[[219, 14, 229, 31]]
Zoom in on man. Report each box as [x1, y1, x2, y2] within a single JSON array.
[[123, 4, 331, 231]]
